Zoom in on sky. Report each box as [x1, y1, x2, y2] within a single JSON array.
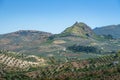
[[0, 0, 120, 34]]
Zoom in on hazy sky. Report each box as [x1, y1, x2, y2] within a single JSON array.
[[0, 0, 120, 34]]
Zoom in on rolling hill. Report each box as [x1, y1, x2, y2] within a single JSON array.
[[0, 30, 52, 54], [1, 22, 120, 80], [0, 22, 120, 59]]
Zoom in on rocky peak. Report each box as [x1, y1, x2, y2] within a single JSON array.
[[62, 22, 95, 37]]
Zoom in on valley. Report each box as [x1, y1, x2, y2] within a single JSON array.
[[0, 22, 120, 80]]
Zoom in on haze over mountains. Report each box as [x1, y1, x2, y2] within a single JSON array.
[[93, 24, 120, 39]]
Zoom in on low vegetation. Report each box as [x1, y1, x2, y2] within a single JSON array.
[[0, 22, 120, 80], [1, 50, 120, 80]]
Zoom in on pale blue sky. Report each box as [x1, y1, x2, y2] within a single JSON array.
[[0, 0, 120, 34]]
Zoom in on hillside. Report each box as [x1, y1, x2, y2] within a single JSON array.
[[0, 23, 120, 58], [93, 24, 120, 39], [0, 22, 120, 80], [60, 22, 95, 38], [1, 50, 120, 80], [0, 50, 47, 71], [0, 30, 52, 53]]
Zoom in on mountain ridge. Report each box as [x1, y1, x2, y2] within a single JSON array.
[[0, 22, 120, 56], [93, 24, 120, 38]]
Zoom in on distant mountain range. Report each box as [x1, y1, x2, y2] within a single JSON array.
[[0, 22, 120, 58], [93, 24, 120, 39]]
